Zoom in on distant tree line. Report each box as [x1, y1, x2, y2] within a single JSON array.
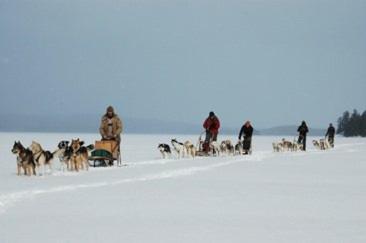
[[337, 109, 366, 137]]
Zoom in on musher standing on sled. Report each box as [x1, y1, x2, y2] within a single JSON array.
[[297, 120, 309, 151], [325, 123, 335, 148], [238, 121, 253, 154], [99, 106, 123, 165], [203, 111, 220, 154]]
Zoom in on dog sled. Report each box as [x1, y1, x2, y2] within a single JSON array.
[[195, 132, 252, 156], [88, 140, 122, 167], [195, 132, 213, 156]]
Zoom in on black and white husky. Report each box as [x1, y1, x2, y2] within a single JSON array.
[[171, 139, 185, 158], [54, 140, 72, 171], [158, 143, 171, 159], [234, 140, 243, 155], [220, 140, 234, 155]]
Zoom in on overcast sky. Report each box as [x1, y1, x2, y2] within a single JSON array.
[[0, 0, 365, 129]]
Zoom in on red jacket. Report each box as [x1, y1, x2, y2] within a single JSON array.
[[203, 116, 220, 134]]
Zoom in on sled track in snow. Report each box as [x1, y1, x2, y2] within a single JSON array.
[[0, 152, 269, 214], [2, 142, 362, 214]]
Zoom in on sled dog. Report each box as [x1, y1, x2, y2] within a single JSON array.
[[158, 143, 171, 159], [281, 138, 293, 151], [234, 140, 243, 155], [319, 138, 331, 150], [54, 140, 72, 171], [70, 139, 94, 172], [220, 140, 234, 155], [29, 141, 57, 175], [312, 140, 321, 149], [11, 141, 36, 176], [272, 142, 283, 152], [171, 139, 185, 158], [184, 141, 196, 158], [210, 141, 220, 156]]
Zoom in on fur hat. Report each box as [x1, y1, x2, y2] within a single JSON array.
[[107, 106, 114, 113]]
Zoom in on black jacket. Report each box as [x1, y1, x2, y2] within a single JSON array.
[[297, 123, 309, 137], [326, 126, 335, 137], [239, 125, 253, 140]]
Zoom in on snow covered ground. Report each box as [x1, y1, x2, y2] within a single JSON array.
[[0, 132, 365, 243]]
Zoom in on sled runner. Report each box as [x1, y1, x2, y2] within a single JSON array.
[[89, 140, 122, 167]]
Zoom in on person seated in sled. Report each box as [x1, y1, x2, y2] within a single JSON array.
[[202, 111, 220, 154], [325, 123, 335, 148], [99, 105, 123, 150], [238, 120, 253, 154]]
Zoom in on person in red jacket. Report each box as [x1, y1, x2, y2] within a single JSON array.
[[203, 111, 220, 153]]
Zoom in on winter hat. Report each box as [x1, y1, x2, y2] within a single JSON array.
[[209, 111, 215, 117], [106, 106, 114, 113]]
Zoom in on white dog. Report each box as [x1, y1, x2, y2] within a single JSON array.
[[281, 138, 294, 151], [209, 141, 220, 156], [171, 139, 185, 158], [29, 141, 56, 175], [272, 142, 283, 152], [320, 139, 331, 150], [184, 141, 196, 158]]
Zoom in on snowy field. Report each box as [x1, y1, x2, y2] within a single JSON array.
[[0, 132, 366, 243]]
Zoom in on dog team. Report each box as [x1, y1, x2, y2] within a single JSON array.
[[11, 106, 337, 175], [11, 139, 94, 176], [11, 106, 123, 176], [272, 138, 304, 152], [272, 121, 335, 152], [158, 138, 245, 159]]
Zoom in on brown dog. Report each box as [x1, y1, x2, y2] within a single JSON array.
[[70, 139, 93, 172], [11, 141, 36, 176]]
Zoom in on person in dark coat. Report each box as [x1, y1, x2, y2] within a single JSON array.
[[297, 120, 309, 151], [202, 111, 220, 153], [238, 121, 253, 154], [325, 123, 335, 147]]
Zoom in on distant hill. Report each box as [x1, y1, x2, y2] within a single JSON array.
[[0, 115, 325, 136], [259, 125, 326, 136], [0, 114, 238, 134]]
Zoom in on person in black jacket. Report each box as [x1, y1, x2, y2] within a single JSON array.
[[325, 123, 335, 148], [297, 121, 309, 151], [238, 121, 253, 154]]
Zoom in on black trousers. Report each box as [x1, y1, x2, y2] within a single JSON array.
[[328, 136, 334, 147], [298, 135, 306, 151], [242, 137, 252, 151], [203, 131, 217, 153], [205, 131, 217, 143]]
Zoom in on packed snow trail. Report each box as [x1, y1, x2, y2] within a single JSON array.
[[0, 152, 269, 214]]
